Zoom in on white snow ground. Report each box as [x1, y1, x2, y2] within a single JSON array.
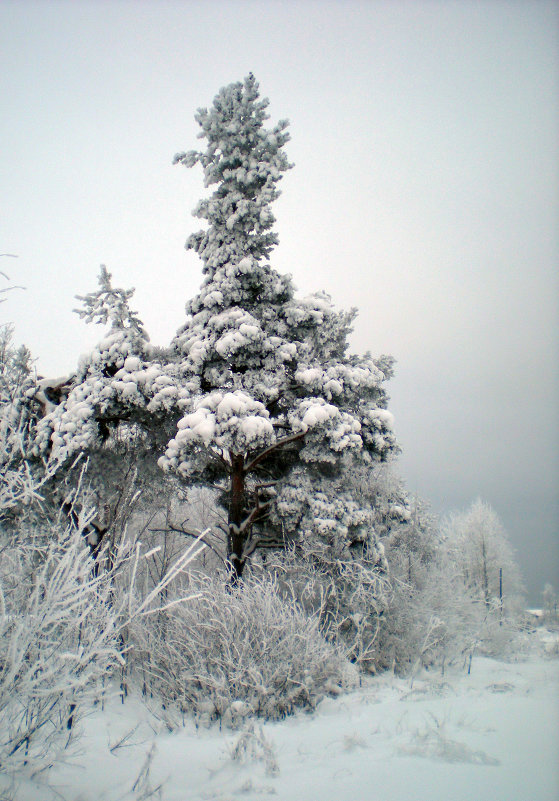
[[5, 630, 558, 801]]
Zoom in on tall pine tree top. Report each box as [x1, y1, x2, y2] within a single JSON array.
[[173, 73, 292, 276]]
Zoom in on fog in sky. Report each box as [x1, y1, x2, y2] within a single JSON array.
[[1, 0, 557, 603]]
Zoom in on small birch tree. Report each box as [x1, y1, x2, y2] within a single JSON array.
[[441, 499, 524, 615]]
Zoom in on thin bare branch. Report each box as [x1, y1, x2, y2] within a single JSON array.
[[149, 524, 226, 564]]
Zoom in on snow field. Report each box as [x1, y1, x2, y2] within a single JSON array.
[[8, 637, 558, 801]]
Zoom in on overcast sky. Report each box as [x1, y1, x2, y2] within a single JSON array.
[[1, 0, 557, 603]]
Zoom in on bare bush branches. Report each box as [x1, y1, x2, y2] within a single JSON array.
[[0, 508, 205, 777], [127, 572, 356, 724]]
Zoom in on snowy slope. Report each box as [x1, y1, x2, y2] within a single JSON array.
[[6, 634, 559, 801]]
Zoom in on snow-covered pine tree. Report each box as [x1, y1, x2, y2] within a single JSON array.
[[160, 74, 397, 580], [0, 323, 47, 514], [33, 265, 183, 462], [29, 267, 186, 553]]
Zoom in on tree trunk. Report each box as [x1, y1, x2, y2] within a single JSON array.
[[228, 454, 246, 581]]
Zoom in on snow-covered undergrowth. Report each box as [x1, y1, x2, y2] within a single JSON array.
[[0, 511, 204, 780], [260, 545, 387, 672], [4, 630, 557, 801], [127, 573, 356, 725], [0, 525, 123, 775]]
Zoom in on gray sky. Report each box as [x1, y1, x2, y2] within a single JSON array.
[[1, 0, 557, 603]]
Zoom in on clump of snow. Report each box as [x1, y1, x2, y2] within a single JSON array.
[[160, 390, 276, 475]]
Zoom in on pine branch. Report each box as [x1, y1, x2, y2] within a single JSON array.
[[244, 431, 305, 473], [238, 499, 272, 535]]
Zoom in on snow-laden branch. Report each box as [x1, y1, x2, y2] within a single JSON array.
[[244, 430, 305, 474]]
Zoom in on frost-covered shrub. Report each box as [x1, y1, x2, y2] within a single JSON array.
[[375, 499, 526, 674], [258, 542, 388, 672], [128, 572, 356, 724], [375, 552, 484, 674], [378, 564, 526, 675], [0, 523, 123, 776], [0, 490, 204, 777]]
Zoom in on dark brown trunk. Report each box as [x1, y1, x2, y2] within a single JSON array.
[[228, 454, 246, 581]]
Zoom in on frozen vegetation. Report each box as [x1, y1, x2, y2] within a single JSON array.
[[1, 77, 555, 799], [3, 629, 558, 801]]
